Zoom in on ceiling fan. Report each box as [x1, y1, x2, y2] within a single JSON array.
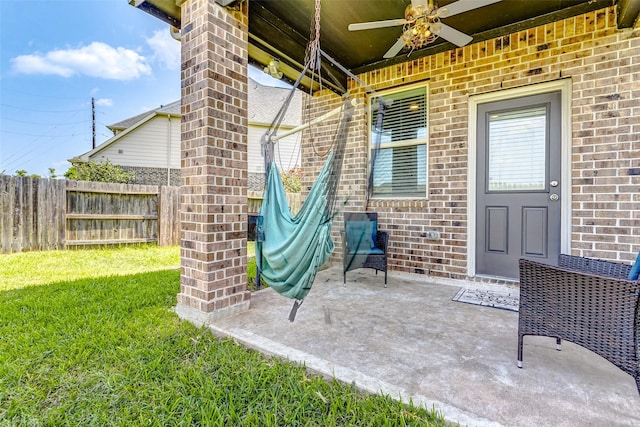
[[348, 0, 502, 58]]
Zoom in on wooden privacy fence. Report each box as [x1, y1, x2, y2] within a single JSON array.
[[0, 176, 66, 253], [0, 176, 180, 254], [1, 177, 302, 254], [248, 190, 301, 215], [65, 180, 180, 248]]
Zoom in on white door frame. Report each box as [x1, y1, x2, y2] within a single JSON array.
[[467, 79, 572, 279]]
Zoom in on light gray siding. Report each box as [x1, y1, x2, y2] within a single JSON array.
[[248, 124, 301, 174], [90, 116, 180, 169]]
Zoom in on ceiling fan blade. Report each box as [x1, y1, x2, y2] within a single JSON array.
[[444, 0, 502, 18], [348, 18, 407, 31], [438, 23, 473, 47], [383, 37, 407, 59]]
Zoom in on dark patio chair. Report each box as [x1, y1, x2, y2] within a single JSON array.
[[342, 212, 388, 287], [518, 254, 640, 394]]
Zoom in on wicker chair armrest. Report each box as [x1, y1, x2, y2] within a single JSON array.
[[521, 258, 639, 293], [558, 254, 632, 279]]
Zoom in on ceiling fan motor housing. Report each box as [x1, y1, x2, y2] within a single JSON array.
[[404, 2, 438, 22]]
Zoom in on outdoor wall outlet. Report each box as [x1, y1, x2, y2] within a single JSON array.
[[425, 230, 440, 240]]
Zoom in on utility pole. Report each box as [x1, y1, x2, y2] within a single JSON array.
[[92, 97, 96, 149]]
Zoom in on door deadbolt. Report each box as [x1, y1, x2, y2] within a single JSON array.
[[550, 180, 559, 187]]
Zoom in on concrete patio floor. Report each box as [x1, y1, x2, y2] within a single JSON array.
[[208, 267, 640, 426]]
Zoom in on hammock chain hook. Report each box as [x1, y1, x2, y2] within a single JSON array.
[[304, 0, 322, 89], [303, 0, 326, 157], [307, 0, 322, 71]]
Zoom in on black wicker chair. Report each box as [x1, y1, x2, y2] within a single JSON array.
[[342, 212, 388, 287], [518, 254, 640, 394]]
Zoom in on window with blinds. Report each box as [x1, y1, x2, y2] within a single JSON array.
[[487, 106, 548, 192], [370, 85, 428, 198]]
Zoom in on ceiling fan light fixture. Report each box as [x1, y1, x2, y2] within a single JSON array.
[[400, 1, 442, 52]]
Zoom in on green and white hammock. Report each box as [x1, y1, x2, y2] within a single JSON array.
[[257, 94, 354, 320], [256, 154, 335, 301], [255, 0, 386, 320]]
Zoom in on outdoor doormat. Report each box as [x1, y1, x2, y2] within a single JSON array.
[[452, 288, 519, 312]]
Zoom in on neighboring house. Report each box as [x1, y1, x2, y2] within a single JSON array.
[[70, 78, 303, 190]]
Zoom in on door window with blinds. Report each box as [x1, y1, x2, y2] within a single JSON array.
[[487, 106, 548, 192], [369, 85, 428, 198]]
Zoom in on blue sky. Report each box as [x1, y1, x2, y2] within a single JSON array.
[[0, 0, 283, 177]]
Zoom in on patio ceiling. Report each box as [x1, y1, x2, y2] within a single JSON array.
[[131, 0, 639, 93]]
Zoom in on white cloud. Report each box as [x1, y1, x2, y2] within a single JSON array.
[[95, 98, 112, 107], [11, 42, 152, 80], [12, 55, 75, 77], [146, 29, 180, 70]]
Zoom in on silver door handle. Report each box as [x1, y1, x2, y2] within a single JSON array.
[[550, 194, 559, 201]]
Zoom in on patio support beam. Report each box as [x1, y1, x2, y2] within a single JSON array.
[[176, 0, 251, 325], [617, 0, 640, 28]]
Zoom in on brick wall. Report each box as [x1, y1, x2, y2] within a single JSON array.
[[302, 6, 640, 280], [121, 166, 180, 186], [177, 0, 250, 321]]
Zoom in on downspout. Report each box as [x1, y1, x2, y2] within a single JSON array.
[[167, 115, 172, 186]]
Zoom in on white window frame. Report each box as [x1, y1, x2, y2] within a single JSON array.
[[368, 82, 429, 200]]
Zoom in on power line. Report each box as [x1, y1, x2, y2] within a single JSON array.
[[2, 133, 87, 172], [1, 87, 90, 100], [0, 130, 86, 137], [2, 117, 91, 126], [0, 103, 87, 113]]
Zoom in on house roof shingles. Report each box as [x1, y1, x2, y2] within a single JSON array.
[[247, 78, 302, 126], [108, 100, 181, 132]]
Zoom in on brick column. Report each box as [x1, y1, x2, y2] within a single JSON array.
[[176, 0, 250, 324]]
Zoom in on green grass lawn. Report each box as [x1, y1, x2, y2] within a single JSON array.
[[0, 245, 180, 291], [0, 246, 445, 426]]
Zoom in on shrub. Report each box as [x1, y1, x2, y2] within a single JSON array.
[[280, 167, 302, 193], [65, 160, 135, 184]]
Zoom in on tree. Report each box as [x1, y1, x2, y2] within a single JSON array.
[[14, 170, 41, 178], [48, 168, 57, 179], [64, 161, 135, 184]]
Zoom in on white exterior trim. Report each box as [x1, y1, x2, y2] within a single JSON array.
[[467, 79, 572, 278]]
